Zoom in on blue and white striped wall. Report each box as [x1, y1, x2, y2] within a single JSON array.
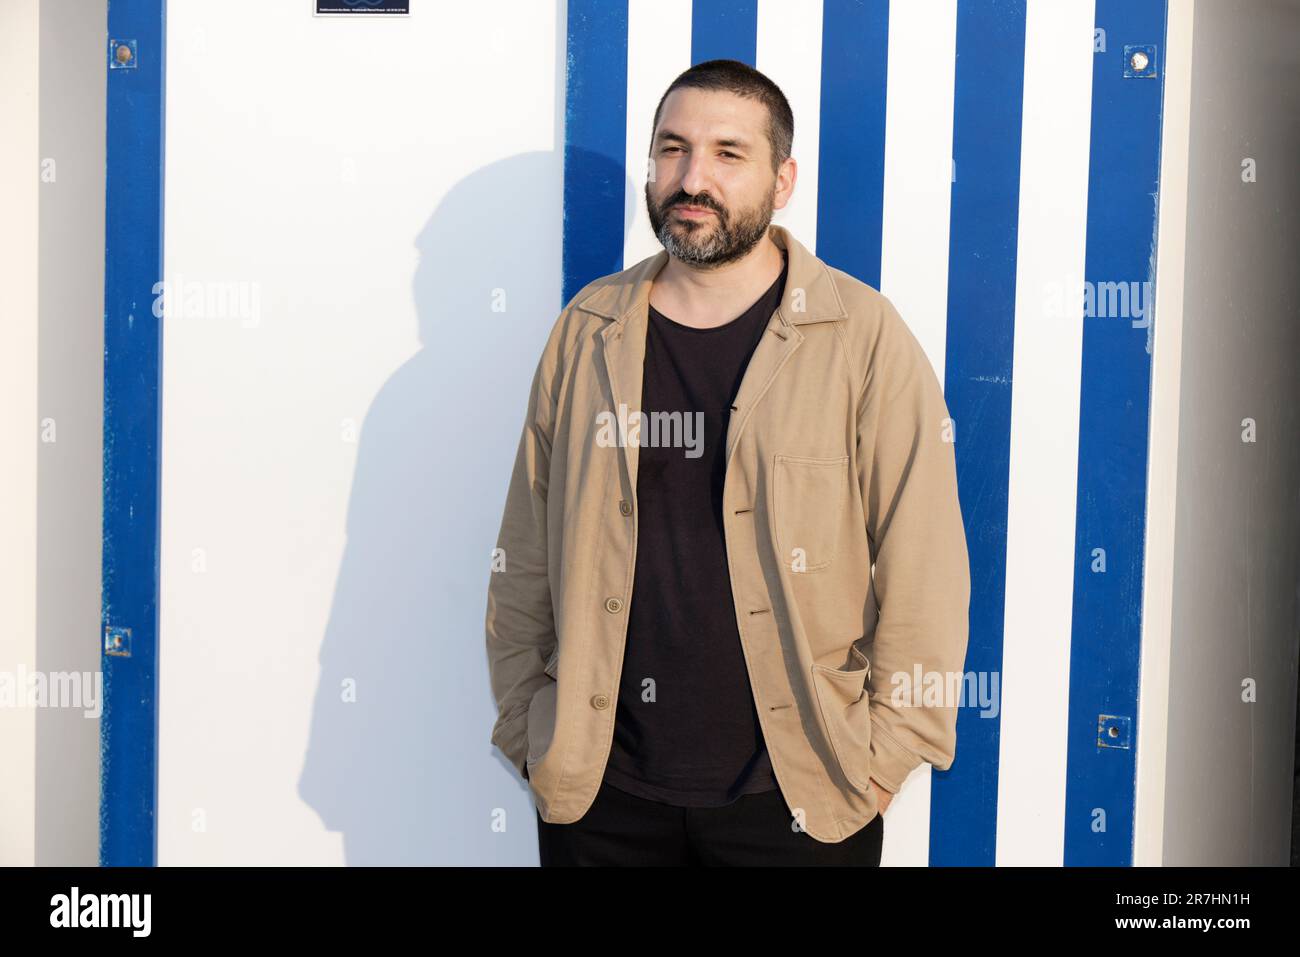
[[102, 0, 1173, 865], [562, 0, 1169, 866]]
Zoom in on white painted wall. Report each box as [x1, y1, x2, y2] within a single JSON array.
[[0, 0, 42, 869], [157, 0, 567, 865], [1138, 0, 1300, 865], [0, 0, 106, 867], [36, 0, 107, 868]]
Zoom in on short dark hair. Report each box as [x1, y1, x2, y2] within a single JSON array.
[[649, 59, 794, 175]]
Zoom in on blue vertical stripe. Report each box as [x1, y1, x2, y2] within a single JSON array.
[[562, 1, 630, 306], [101, 0, 167, 866], [691, 0, 758, 66], [815, 0, 890, 287], [1063, 0, 1167, 866], [929, 0, 1027, 866]]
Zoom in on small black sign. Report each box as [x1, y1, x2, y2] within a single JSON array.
[[315, 0, 410, 15]]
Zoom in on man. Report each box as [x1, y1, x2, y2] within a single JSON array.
[[486, 59, 970, 866]]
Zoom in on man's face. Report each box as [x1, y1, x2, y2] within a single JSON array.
[[645, 88, 787, 268]]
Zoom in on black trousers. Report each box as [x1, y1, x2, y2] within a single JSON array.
[[536, 778, 883, 866]]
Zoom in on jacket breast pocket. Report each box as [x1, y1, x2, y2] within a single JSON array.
[[810, 639, 874, 792], [771, 453, 850, 572]]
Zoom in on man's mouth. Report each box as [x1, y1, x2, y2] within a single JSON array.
[[673, 205, 716, 219]]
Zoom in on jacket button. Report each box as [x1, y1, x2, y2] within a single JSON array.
[[619, 499, 632, 516], [591, 693, 610, 709], [604, 597, 623, 613]]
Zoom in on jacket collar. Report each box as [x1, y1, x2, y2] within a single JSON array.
[[572, 223, 848, 326]]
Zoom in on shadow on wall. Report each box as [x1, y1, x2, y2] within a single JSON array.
[[295, 148, 635, 864]]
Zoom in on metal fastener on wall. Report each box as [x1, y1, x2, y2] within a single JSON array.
[[1096, 713, 1132, 749], [108, 38, 137, 70], [1122, 44, 1157, 78], [104, 626, 132, 658]]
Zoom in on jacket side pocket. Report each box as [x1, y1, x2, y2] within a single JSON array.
[[810, 639, 874, 791], [526, 647, 561, 768]]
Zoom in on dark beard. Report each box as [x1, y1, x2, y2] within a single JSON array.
[[645, 182, 775, 269]]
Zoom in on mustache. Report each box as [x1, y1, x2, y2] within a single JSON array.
[[663, 194, 723, 215]]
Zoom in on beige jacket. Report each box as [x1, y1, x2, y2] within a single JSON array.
[[486, 223, 970, 842]]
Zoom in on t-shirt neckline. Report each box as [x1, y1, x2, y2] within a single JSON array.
[[648, 251, 788, 334]]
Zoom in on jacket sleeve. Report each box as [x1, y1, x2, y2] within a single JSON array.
[[485, 348, 559, 778], [856, 295, 972, 794]]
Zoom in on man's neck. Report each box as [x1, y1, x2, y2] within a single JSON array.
[[648, 233, 785, 330]]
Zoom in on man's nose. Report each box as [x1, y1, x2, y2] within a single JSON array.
[[679, 154, 715, 199]]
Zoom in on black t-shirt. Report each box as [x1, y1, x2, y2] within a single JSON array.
[[601, 250, 788, 806]]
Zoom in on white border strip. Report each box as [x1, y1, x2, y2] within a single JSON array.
[[1134, 0, 1195, 868], [995, 0, 1096, 866], [624, 0, 693, 268], [877, 0, 959, 866], [757, 0, 823, 245], [879, 0, 958, 382]]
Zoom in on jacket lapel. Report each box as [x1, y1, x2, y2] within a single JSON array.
[[723, 307, 802, 467], [599, 293, 652, 490]]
